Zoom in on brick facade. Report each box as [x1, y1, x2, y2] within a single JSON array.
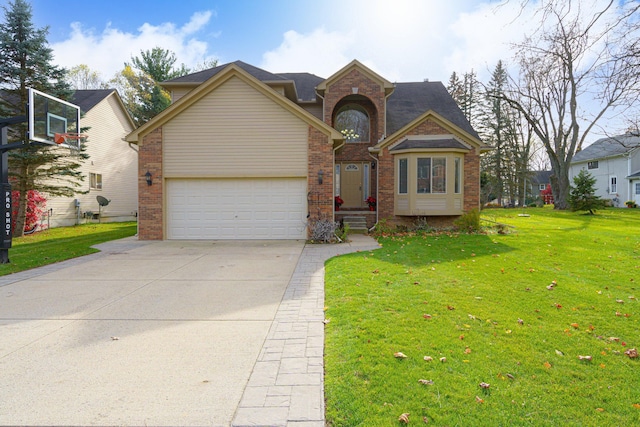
[[307, 126, 334, 225], [138, 127, 163, 240]]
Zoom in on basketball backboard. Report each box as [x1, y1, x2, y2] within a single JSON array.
[[28, 88, 81, 150]]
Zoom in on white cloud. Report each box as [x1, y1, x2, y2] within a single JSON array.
[[259, 0, 514, 83], [51, 11, 215, 80], [261, 28, 355, 76]]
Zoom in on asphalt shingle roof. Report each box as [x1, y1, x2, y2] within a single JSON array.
[[386, 82, 479, 139], [572, 134, 640, 163], [165, 60, 287, 84], [389, 138, 469, 151], [275, 72, 324, 102], [70, 89, 113, 114]]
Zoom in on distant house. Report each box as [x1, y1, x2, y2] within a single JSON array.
[[569, 134, 640, 207], [126, 60, 490, 240], [530, 170, 553, 204], [46, 90, 138, 227]]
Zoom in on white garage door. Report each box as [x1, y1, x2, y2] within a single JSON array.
[[166, 178, 308, 240]]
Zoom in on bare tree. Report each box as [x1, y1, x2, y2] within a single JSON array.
[[501, 0, 640, 209]]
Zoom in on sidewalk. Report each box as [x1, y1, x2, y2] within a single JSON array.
[[232, 234, 381, 427]]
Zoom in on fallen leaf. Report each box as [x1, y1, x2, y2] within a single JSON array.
[[630, 295, 636, 300], [546, 285, 554, 290], [479, 382, 490, 389], [418, 379, 434, 385], [551, 280, 557, 285], [517, 318, 524, 325], [423, 356, 433, 362], [399, 413, 410, 424], [578, 355, 592, 361], [624, 348, 638, 359], [571, 323, 579, 329], [616, 299, 624, 304], [595, 408, 605, 412], [475, 396, 484, 403], [372, 269, 379, 274], [423, 314, 432, 319], [394, 352, 408, 359], [459, 334, 465, 340], [555, 350, 564, 356], [600, 363, 606, 369], [423, 416, 429, 424], [543, 361, 552, 369], [323, 318, 331, 324], [440, 357, 447, 363], [555, 303, 562, 309], [506, 373, 515, 380], [633, 403, 640, 409], [447, 305, 455, 310], [464, 347, 472, 354]]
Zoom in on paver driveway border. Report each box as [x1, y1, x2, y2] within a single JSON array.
[[232, 234, 380, 427]]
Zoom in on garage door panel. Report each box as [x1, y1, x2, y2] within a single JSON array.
[[167, 178, 307, 240]]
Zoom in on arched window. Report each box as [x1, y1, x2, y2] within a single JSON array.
[[334, 105, 370, 143]]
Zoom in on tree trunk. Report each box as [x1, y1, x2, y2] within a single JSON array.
[[550, 163, 571, 210]]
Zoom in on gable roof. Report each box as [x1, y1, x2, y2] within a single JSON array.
[[572, 134, 640, 163], [164, 60, 288, 85], [126, 63, 342, 144], [530, 170, 552, 185], [316, 59, 395, 96]]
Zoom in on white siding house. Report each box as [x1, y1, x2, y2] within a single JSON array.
[[570, 134, 640, 207], [46, 90, 138, 227]]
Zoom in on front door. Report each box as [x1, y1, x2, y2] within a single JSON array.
[[341, 162, 363, 208]]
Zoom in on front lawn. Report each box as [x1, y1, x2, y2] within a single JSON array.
[[0, 222, 137, 276], [324, 208, 639, 426]]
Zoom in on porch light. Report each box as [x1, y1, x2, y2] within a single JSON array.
[[145, 171, 152, 186]]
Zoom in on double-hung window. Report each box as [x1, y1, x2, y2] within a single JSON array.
[[90, 173, 102, 190]]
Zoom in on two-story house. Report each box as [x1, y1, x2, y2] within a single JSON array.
[[126, 60, 489, 240], [570, 134, 640, 207]]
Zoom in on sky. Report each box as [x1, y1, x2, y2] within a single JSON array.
[[1, 0, 635, 141], [15, 0, 539, 83]]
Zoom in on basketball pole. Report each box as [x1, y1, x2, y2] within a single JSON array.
[[0, 115, 27, 264]]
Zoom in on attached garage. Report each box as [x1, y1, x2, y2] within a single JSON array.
[[166, 178, 307, 240]]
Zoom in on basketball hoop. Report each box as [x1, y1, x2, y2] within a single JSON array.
[[54, 132, 88, 145]]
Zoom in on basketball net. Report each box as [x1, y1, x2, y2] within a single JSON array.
[[53, 133, 86, 156]]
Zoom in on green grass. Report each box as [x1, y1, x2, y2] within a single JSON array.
[[0, 222, 137, 276], [324, 207, 640, 426]]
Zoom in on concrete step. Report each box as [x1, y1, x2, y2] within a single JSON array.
[[342, 216, 368, 233]]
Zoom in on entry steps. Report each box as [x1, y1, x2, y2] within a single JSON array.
[[342, 216, 368, 234]]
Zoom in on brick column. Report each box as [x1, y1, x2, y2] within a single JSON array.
[[307, 126, 334, 236], [464, 148, 481, 212], [138, 127, 163, 240]]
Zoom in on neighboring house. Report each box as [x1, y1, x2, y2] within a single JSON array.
[[126, 60, 489, 240], [46, 90, 138, 227], [530, 170, 553, 204], [570, 134, 640, 207]]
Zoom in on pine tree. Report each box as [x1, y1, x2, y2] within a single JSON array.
[[568, 170, 605, 214], [0, 0, 87, 236]]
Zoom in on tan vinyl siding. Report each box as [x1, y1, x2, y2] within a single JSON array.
[[301, 104, 323, 120], [46, 93, 138, 227], [163, 76, 308, 178], [171, 88, 192, 103]]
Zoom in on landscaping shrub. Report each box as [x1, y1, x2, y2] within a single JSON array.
[[453, 208, 480, 232]]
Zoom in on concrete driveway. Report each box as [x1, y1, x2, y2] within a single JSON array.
[[0, 239, 306, 426]]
